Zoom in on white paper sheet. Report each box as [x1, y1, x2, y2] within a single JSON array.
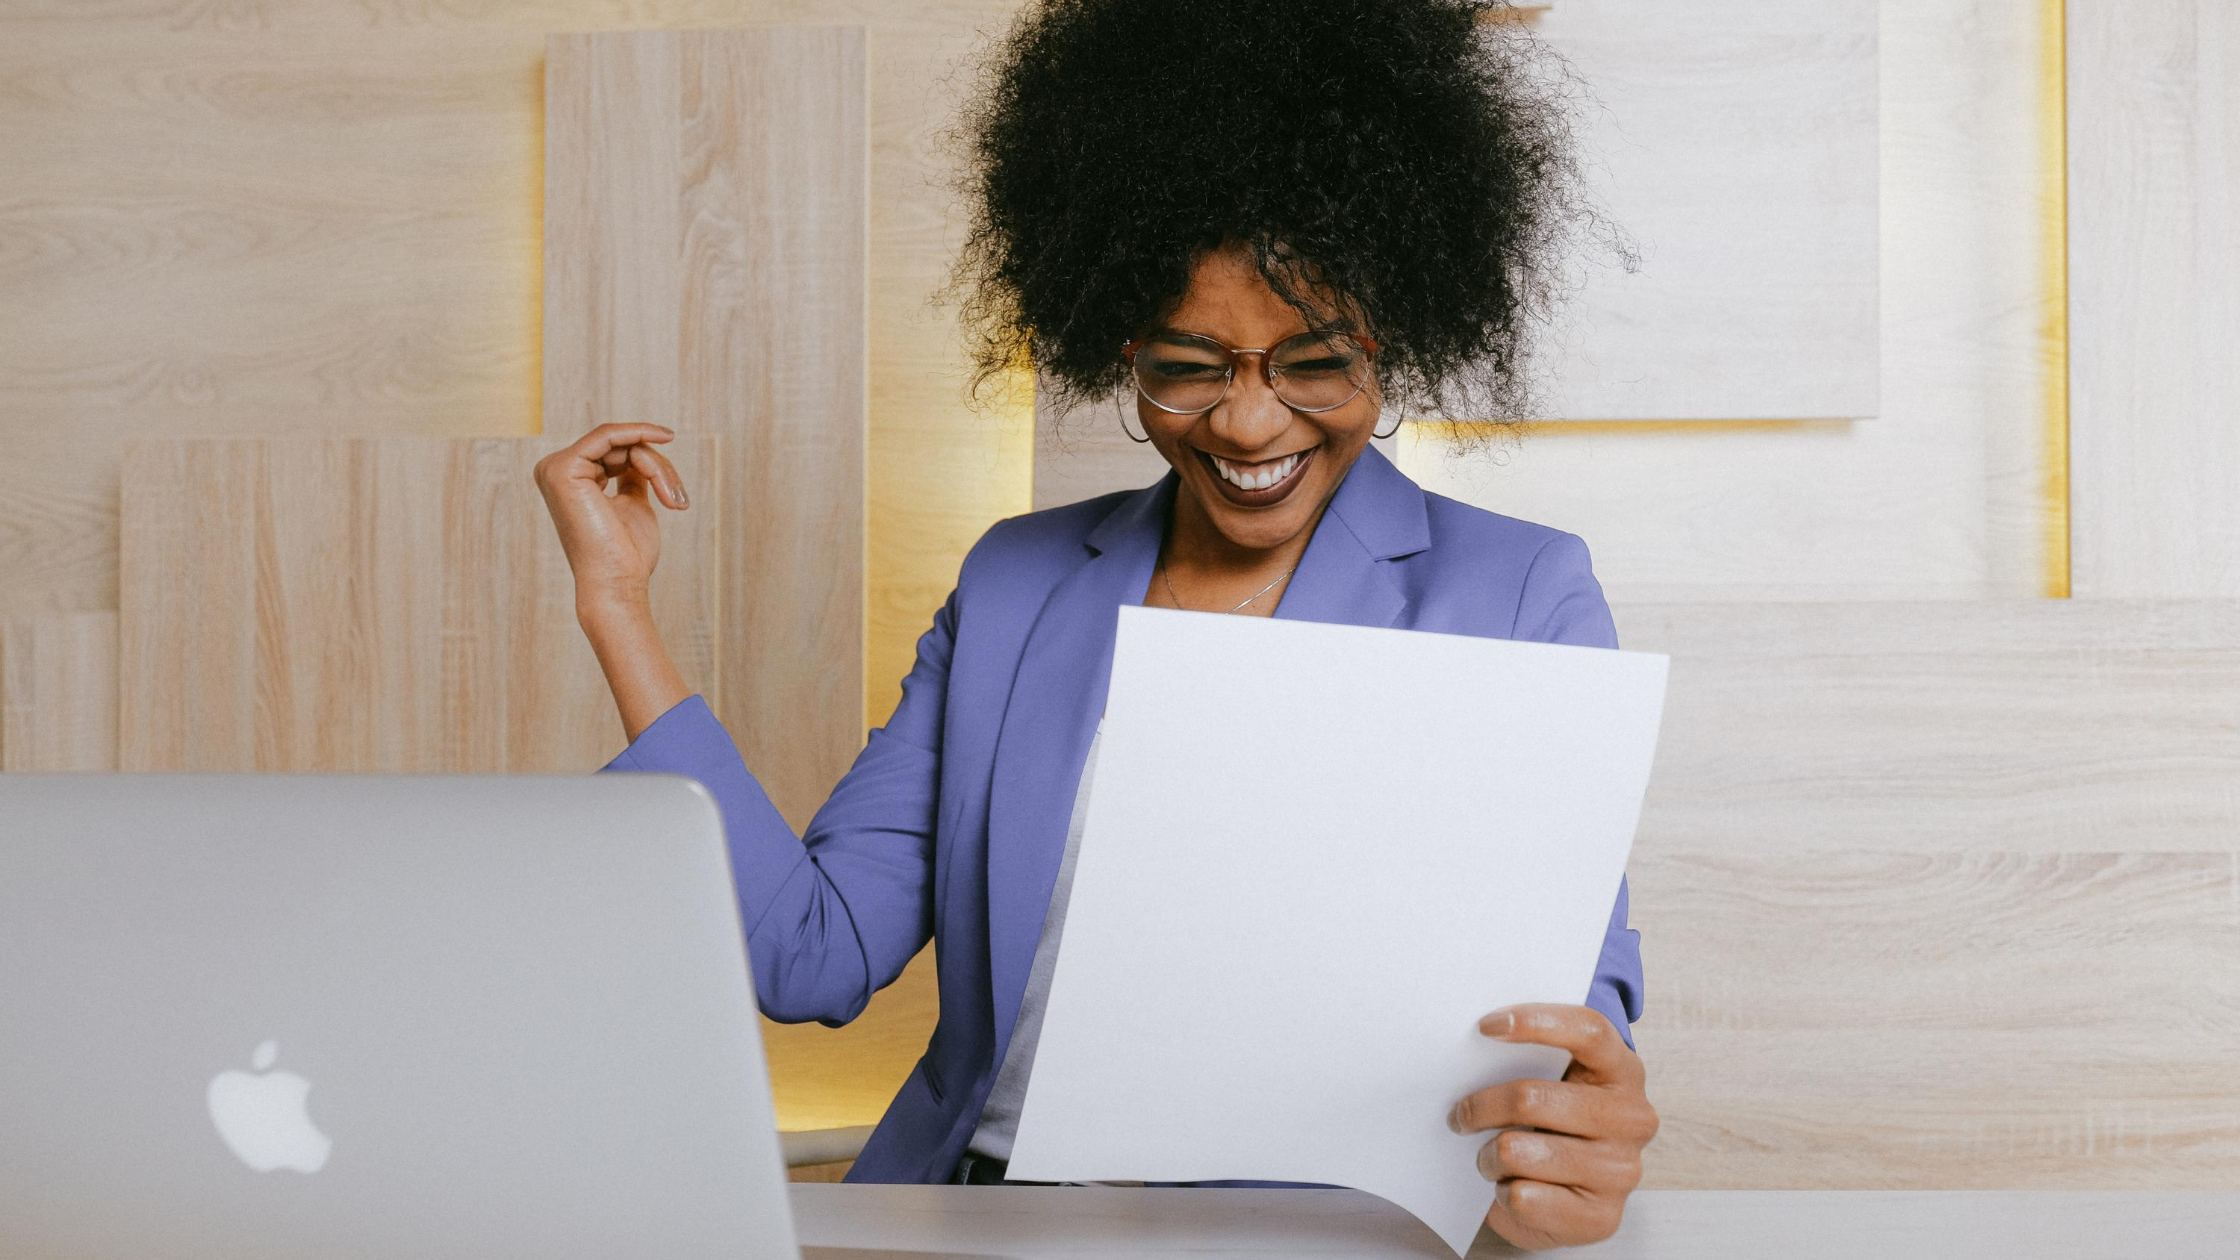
[[1006, 606, 1670, 1256]]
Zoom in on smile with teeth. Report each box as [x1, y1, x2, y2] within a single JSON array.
[[1208, 450, 1308, 492]]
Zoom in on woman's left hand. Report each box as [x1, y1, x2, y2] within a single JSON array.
[[1446, 1003, 1657, 1251]]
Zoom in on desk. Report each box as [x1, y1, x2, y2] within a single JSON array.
[[793, 1186, 2240, 1259]]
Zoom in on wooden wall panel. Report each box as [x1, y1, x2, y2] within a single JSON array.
[[117, 437, 719, 772], [1612, 598, 2240, 1188], [1403, 0, 2062, 603], [1635, 853, 2239, 1187], [1616, 599, 2240, 854], [1524, 0, 1880, 421], [1031, 390, 1171, 513], [0, 613, 118, 772], [545, 27, 867, 831], [2068, 0, 2240, 597]]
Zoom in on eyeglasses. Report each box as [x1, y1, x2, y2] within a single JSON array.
[[1121, 329, 1380, 416]]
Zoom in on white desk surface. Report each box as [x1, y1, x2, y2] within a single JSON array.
[[793, 1185, 2240, 1260]]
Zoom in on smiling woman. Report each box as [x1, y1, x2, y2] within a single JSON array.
[[536, 0, 1651, 1250]]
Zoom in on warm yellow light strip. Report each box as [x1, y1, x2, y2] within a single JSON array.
[[2039, 0, 2073, 598]]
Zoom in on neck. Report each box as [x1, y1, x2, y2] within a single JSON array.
[[1162, 483, 1328, 580]]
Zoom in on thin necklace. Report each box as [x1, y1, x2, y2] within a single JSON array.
[[1160, 558, 1296, 614]]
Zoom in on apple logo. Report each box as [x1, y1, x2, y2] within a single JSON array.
[[206, 1040, 332, 1173]]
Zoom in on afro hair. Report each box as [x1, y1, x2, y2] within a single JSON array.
[[945, 0, 1622, 425]]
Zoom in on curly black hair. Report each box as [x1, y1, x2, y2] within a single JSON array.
[[946, 0, 1621, 425]]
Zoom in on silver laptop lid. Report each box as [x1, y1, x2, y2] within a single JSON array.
[[0, 773, 798, 1260]]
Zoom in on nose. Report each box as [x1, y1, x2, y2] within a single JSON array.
[[1206, 352, 1290, 453]]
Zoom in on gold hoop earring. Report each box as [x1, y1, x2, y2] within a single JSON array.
[[1118, 396, 1154, 444]]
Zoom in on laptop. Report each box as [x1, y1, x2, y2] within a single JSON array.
[[0, 773, 812, 1260]]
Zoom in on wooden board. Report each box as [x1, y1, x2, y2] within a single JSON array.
[[1031, 388, 1173, 513], [1633, 852, 2239, 1187], [545, 27, 867, 830], [1616, 599, 2240, 854], [1400, 0, 2063, 603], [1613, 597, 2240, 1187], [0, 612, 118, 772], [116, 437, 719, 772], [1524, 0, 1881, 421], [2068, 0, 2240, 597]]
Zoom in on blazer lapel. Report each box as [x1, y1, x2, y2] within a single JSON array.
[[982, 477, 1170, 1062], [1271, 444, 1428, 630]]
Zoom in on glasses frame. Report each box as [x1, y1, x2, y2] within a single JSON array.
[[1120, 328, 1382, 416]]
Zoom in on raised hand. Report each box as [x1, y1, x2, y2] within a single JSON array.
[[532, 422, 693, 740], [532, 422, 690, 610]]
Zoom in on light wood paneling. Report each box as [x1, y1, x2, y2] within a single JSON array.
[[1634, 850, 2239, 1036], [545, 26, 867, 831], [1644, 1029, 2240, 1188], [1526, 0, 1880, 421], [0, 2, 1032, 715], [117, 437, 719, 772], [1403, 0, 2063, 602], [1616, 598, 2240, 1187], [0, 613, 118, 772], [2068, 0, 2240, 598], [1616, 599, 2240, 854], [1031, 389, 1171, 513], [1634, 852, 2240, 1187]]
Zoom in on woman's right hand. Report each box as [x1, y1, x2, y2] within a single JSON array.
[[532, 422, 691, 613]]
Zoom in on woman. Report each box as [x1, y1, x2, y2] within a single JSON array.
[[535, 0, 1655, 1248]]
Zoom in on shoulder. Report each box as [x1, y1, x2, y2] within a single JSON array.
[[1402, 489, 1616, 649], [956, 491, 1128, 584]]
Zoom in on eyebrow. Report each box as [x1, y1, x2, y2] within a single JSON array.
[[1147, 325, 1320, 344]]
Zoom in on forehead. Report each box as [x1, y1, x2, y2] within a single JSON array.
[[1160, 243, 1345, 341]]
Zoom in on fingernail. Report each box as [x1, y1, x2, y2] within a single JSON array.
[[674, 481, 688, 506], [1446, 1104, 1464, 1134], [1480, 1011, 1515, 1038], [1495, 1179, 1513, 1209]]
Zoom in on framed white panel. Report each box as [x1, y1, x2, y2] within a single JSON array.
[[1528, 0, 1881, 420]]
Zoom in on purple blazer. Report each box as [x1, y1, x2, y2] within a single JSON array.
[[600, 445, 1644, 1184]]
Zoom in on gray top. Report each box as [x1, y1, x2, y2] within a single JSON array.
[[968, 726, 1103, 1162]]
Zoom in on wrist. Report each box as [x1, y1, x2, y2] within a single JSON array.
[[576, 584, 654, 632]]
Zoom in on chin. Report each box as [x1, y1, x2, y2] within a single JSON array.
[[1194, 488, 1322, 553]]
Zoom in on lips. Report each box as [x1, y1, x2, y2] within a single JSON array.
[[1197, 446, 1315, 507]]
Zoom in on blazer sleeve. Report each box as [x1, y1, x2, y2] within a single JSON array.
[[1513, 531, 1646, 1051], [598, 588, 959, 1027]]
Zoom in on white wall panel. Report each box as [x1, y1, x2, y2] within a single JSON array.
[[2068, 0, 2240, 598], [1404, 0, 2056, 602], [1528, 0, 1880, 421]]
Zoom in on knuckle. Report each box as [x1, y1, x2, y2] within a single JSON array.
[[1496, 1130, 1539, 1173], [1505, 1177, 1551, 1224], [1585, 1201, 1625, 1243], [1591, 1013, 1619, 1050], [1513, 1083, 1548, 1126]]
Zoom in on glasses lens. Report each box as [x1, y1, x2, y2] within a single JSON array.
[[1133, 334, 1231, 413], [1269, 331, 1372, 411]]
